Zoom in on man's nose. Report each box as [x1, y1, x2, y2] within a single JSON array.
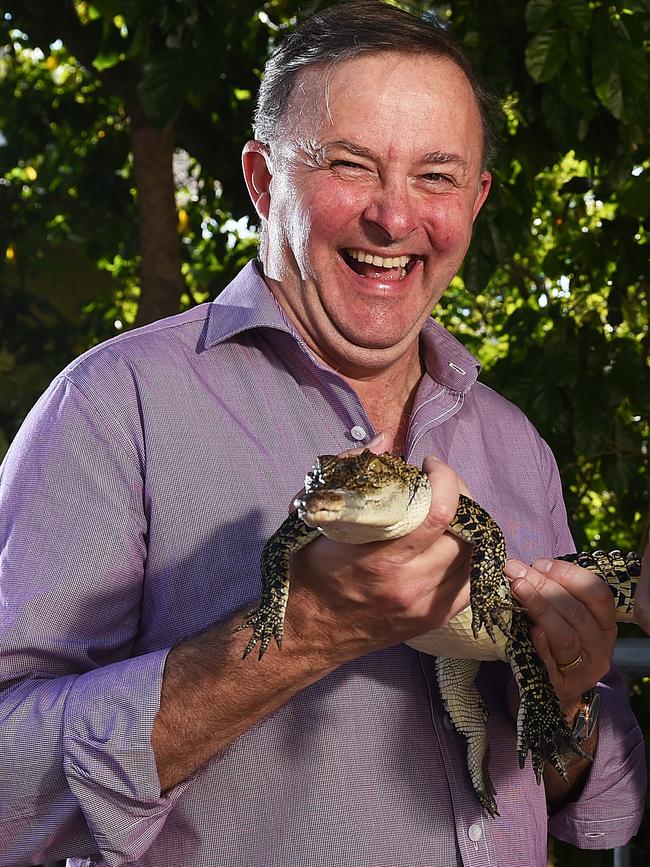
[[362, 178, 418, 241]]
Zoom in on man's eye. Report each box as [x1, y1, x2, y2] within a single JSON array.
[[331, 160, 366, 170], [423, 172, 455, 186]]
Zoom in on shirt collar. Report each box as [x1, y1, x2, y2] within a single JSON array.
[[204, 260, 294, 346], [204, 259, 480, 395], [419, 318, 481, 394]]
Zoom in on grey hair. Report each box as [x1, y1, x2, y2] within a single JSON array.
[[253, 0, 499, 169]]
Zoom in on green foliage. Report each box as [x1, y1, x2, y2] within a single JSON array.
[[419, 0, 650, 558], [0, 4, 648, 859]]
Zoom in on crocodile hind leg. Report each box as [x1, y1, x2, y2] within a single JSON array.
[[435, 656, 499, 816], [236, 512, 320, 659], [507, 609, 589, 782]]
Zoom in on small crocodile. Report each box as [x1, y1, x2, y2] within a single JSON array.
[[238, 450, 640, 815]]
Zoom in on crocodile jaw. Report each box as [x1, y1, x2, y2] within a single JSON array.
[[296, 482, 431, 544]]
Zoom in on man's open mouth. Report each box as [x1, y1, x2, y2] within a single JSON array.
[[341, 247, 419, 280]]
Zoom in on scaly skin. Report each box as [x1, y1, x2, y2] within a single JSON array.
[[238, 451, 641, 815]]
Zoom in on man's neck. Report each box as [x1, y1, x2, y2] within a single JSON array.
[[341, 345, 425, 456]]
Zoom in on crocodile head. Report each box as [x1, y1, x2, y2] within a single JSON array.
[[293, 450, 432, 544]]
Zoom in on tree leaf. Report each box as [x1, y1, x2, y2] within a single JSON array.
[[618, 173, 650, 219], [92, 48, 123, 71], [525, 29, 568, 83], [591, 11, 649, 121], [526, 0, 558, 33], [138, 49, 190, 126], [559, 0, 591, 32]]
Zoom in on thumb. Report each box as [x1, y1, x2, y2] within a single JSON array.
[[415, 454, 462, 537]]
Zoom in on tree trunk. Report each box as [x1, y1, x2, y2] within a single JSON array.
[[131, 122, 184, 326]]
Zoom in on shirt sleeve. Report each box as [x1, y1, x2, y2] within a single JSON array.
[[529, 425, 576, 556], [548, 668, 646, 848], [0, 369, 188, 867], [531, 428, 646, 847]]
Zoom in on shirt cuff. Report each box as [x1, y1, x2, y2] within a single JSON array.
[[62, 648, 190, 866], [548, 677, 646, 849]]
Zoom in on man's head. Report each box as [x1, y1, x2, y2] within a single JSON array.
[[254, 0, 497, 169], [242, 0, 494, 376]]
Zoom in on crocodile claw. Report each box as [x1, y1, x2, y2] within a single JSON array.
[[236, 606, 284, 660]]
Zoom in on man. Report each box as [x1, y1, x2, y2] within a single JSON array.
[[0, 2, 645, 865]]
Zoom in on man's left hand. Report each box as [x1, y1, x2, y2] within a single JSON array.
[[503, 557, 617, 715]]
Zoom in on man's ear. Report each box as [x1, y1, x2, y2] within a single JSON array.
[[472, 171, 492, 222], [242, 141, 272, 219]]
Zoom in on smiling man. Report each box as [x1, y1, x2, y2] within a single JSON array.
[[0, 3, 645, 867], [244, 50, 491, 443]]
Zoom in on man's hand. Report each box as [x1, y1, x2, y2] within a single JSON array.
[[504, 557, 617, 714], [154, 448, 473, 791], [503, 557, 616, 808], [287, 452, 473, 664]]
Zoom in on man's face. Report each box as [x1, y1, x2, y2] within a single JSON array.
[[244, 51, 491, 373]]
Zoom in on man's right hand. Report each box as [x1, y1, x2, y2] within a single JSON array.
[[286, 454, 472, 664], [153, 451, 472, 791]]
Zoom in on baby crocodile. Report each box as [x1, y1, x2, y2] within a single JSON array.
[[238, 450, 640, 816]]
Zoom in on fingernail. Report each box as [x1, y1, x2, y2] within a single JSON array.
[[534, 559, 553, 573], [367, 432, 385, 447], [504, 559, 527, 580]]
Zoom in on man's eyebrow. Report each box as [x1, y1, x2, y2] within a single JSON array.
[[421, 151, 468, 171], [324, 140, 379, 160], [322, 141, 468, 171]]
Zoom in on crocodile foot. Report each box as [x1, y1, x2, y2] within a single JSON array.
[[470, 598, 516, 644], [435, 656, 500, 816], [477, 750, 499, 818], [516, 692, 588, 784], [508, 611, 588, 782], [236, 604, 284, 660], [468, 561, 522, 642]]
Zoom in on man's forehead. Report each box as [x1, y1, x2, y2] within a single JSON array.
[[283, 51, 479, 132], [290, 50, 472, 104], [280, 51, 482, 167]]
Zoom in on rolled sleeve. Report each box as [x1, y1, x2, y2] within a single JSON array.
[[549, 672, 646, 848], [63, 648, 190, 866]]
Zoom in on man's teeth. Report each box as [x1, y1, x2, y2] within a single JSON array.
[[347, 249, 411, 269]]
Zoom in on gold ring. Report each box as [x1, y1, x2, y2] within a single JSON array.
[[557, 653, 583, 673]]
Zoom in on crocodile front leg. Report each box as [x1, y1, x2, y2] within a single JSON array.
[[507, 609, 588, 782], [237, 511, 321, 659], [450, 495, 518, 642], [435, 656, 499, 816]]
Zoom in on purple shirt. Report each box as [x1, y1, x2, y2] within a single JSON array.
[[0, 261, 644, 867]]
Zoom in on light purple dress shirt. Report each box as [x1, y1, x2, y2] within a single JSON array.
[[0, 261, 645, 867]]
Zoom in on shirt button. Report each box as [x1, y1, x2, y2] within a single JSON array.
[[468, 824, 483, 842], [350, 425, 367, 441]]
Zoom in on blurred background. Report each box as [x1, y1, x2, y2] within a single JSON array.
[[0, 1, 648, 863]]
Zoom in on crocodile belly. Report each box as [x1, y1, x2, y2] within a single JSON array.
[[406, 606, 510, 661]]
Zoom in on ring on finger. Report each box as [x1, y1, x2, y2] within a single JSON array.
[[557, 653, 583, 673]]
